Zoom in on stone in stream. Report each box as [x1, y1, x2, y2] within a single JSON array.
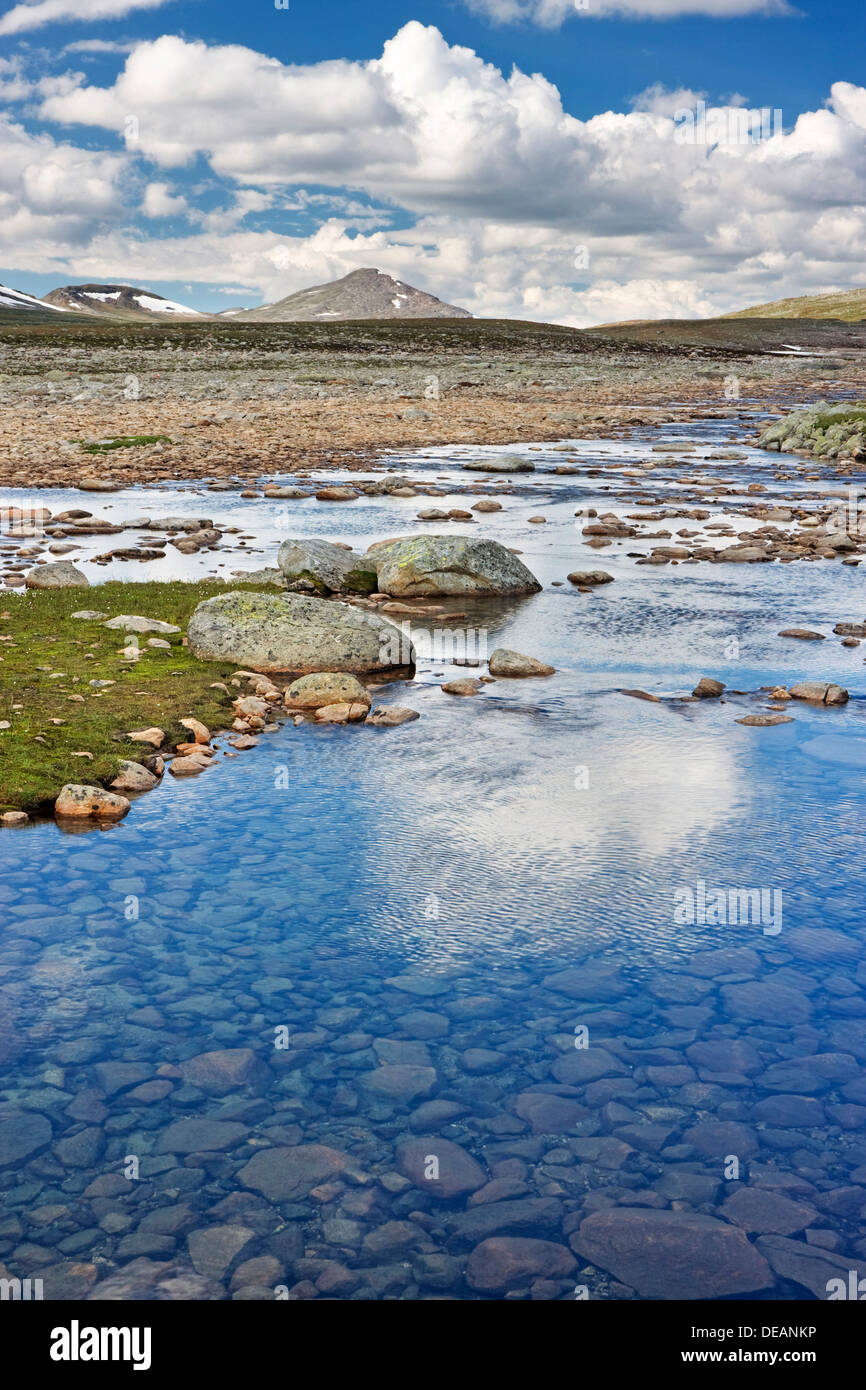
[[360, 1065, 437, 1101], [169, 752, 212, 777], [755, 1234, 863, 1299], [156, 1119, 249, 1154], [180, 1048, 265, 1094], [315, 486, 358, 501], [488, 649, 555, 677], [397, 1137, 487, 1199], [514, 1092, 589, 1134], [761, 1053, 859, 1093], [187, 591, 415, 677], [188, 1225, 258, 1281], [692, 677, 725, 698], [441, 678, 483, 696], [55, 785, 130, 820], [25, 561, 89, 588], [779, 629, 826, 641], [365, 706, 420, 726], [736, 714, 795, 726], [462, 457, 535, 473], [368, 535, 541, 598], [788, 681, 848, 705], [284, 672, 371, 711], [314, 701, 369, 723], [720, 1188, 818, 1235], [238, 1144, 351, 1201], [571, 1210, 774, 1299], [567, 571, 614, 587], [277, 537, 377, 594], [0, 1109, 52, 1166], [110, 761, 159, 793], [466, 1237, 575, 1291]]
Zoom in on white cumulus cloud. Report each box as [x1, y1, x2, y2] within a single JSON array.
[[463, 0, 793, 24], [0, 0, 175, 37], [3, 21, 864, 326]]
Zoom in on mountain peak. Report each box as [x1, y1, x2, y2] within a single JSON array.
[[235, 267, 471, 322]]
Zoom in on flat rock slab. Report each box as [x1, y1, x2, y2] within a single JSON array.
[[359, 1065, 437, 1101], [0, 1109, 52, 1166], [156, 1119, 249, 1154], [756, 1234, 862, 1299], [721, 1188, 818, 1235], [466, 1236, 575, 1291], [572, 1209, 774, 1299], [788, 681, 848, 705], [103, 615, 180, 634], [722, 979, 812, 1024], [238, 1144, 350, 1201], [188, 1225, 258, 1281]]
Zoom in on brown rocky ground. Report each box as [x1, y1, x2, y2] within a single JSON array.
[[1, 318, 865, 490]]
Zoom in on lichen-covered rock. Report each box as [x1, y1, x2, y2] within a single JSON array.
[[25, 561, 89, 589], [110, 761, 159, 792], [277, 537, 377, 594], [758, 402, 866, 460], [284, 672, 371, 711], [187, 590, 414, 676], [55, 784, 130, 819], [369, 535, 541, 598]]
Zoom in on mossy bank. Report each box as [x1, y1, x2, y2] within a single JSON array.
[[0, 579, 282, 815]]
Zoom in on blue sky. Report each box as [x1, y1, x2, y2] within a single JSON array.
[[1, 0, 864, 323]]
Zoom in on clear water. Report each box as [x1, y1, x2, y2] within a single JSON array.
[[1, 419, 865, 1301]]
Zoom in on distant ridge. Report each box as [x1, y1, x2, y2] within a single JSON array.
[[235, 267, 472, 322], [43, 284, 207, 321], [723, 287, 866, 323], [0, 282, 66, 313]]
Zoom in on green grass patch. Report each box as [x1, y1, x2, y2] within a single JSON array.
[[79, 434, 171, 454], [0, 579, 281, 814]]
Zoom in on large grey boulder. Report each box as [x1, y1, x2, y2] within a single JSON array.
[[369, 535, 541, 598], [25, 561, 89, 589], [187, 590, 414, 676], [277, 537, 377, 594]]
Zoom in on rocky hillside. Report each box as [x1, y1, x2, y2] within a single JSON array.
[[43, 284, 207, 321], [235, 267, 471, 322]]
